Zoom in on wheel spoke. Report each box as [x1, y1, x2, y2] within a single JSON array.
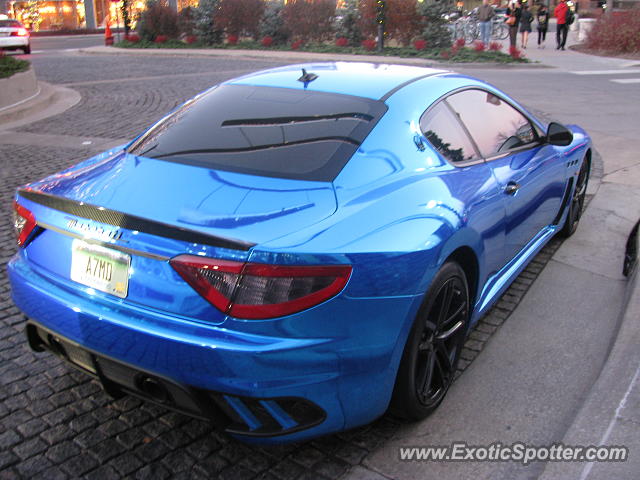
[[420, 351, 436, 397], [442, 300, 467, 328], [437, 281, 455, 326], [436, 319, 464, 341], [424, 353, 449, 403], [434, 341, 454, 373]]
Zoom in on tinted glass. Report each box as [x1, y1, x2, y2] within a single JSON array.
[[0, 20, 22, 27], [127, 84, 386, 182], [420, 101, 478, 164], [446, 89, 537, 158]]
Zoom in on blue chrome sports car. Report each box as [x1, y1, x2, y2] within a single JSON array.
[[8, 63, 591, 444]]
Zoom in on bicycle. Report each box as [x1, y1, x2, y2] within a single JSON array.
[[491, 16, 509, 40], [451, 15, 480, 43]]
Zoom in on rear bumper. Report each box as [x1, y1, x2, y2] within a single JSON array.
[[8, 254, 418, 443], [26, 321, 326, 439], [0, 37, 29, 48]]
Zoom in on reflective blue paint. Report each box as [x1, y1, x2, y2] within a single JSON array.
[[225, 395, 262, 431], [260, 400, 298, 430], [7, 63, 592, 443], [474, 225, 558, 320], [227, 62, 449, 99]]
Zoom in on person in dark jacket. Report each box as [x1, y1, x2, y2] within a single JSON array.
[[519, 4, 533, 49], [536, 4, 549, 48], [555, 0, 569, 50], [506, 0, 522, 48]]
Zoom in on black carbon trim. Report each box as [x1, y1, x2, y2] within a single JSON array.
[[18, 190, 255, 251], [552, 179, 573, 226], [221, 112, 373, 126]]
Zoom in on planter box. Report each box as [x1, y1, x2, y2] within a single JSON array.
[[0, 67, 38, 111], [577, 18, 597, 42]]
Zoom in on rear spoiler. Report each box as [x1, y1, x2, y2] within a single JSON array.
[[17, 189, 256, 251]]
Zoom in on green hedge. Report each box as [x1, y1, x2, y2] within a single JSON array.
[[114, 39, 528, 64], [0, 56, 30, 79]]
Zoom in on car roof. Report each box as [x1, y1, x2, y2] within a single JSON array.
[[226, 62, 449, 100]]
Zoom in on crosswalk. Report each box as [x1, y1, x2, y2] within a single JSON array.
[[570, 67, 640, 84], [611, 78, 640, 84], [29, 48, 80, 55]]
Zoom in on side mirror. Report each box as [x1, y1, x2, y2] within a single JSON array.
[[547, 122, 573, 146]]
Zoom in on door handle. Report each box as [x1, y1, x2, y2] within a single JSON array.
[[504, 181, 520, 195]]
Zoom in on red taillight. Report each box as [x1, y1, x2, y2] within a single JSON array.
[[11, 28, 29, 37], [170, 255, 352, 319], [13, 202, 37, 247]]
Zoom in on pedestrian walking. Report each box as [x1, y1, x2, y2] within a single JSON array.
[[506, 0, 522, 49], [478, 0, 495, 46], [536, 4, 549, 48], [519, 4, 533, 49], [555, 0, 569, 50]]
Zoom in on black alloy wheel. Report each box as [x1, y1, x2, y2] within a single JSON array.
[[559, 158, 590, 238], [391, 261, 469, 420]]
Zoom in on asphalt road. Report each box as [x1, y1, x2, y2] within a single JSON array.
[[0, 49, 638, 479], [25, 34, 104, 56]]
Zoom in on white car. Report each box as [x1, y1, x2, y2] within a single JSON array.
[[0, 19, 31, 54]]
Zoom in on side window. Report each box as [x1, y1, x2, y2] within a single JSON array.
[[445, 89, 538, 158], [420, 101, 478, 164]]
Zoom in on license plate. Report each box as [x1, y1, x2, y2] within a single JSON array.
[[0, 33, 9, 37], [70, 240, 130, 298]]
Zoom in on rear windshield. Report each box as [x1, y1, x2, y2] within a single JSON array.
[[0, 20, 23, 27], [127, 84, 387, 182]]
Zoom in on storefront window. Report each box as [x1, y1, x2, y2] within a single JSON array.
[[12, 0, 86, 30], [7, 0, 201, 31], [94, 0, 145, 29]]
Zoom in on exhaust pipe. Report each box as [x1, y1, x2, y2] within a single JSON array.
[[137, 375, 171, 404]]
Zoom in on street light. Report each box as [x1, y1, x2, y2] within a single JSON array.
[[376, 0, 385, 52]]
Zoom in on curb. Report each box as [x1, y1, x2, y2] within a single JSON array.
[[78, 45, 547, 69], [0, 82, 81, 131], [0, 67, 38, 111]]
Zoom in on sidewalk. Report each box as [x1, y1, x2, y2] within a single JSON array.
[[498, 18, 639, 71]]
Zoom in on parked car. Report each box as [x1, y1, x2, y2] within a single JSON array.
[[0, 19, 30, 54], [8, 62, 591, 444]]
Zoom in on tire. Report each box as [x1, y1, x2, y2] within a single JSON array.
[[465, 23, 479, 43], [558, 158, 590, 238], [23, 44, 31, 55], [493, 23, 509, 40], [390, 261, 470, 420]]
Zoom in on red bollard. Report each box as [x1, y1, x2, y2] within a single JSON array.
[[105, 23, 114, 46]]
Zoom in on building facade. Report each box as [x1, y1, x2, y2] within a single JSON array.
[[0, 0, 158, 30], [1, 0, 638, 32]]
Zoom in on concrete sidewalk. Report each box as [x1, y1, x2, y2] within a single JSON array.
[[499, 18, 639, 71]]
